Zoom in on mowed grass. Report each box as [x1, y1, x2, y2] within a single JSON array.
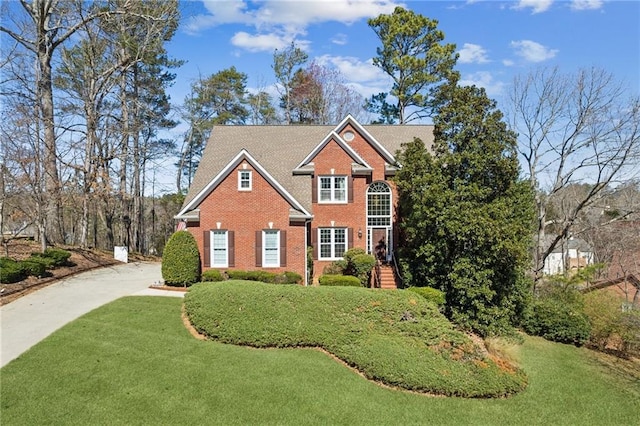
[[0, 296, 637, 425], [185, 281, 526, 397]]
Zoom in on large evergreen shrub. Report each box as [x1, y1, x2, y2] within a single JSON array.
[[395, 82, 535, 336], [162, 231, 200, 287]]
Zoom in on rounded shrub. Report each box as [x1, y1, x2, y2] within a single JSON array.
[[201, 269, 225, 282], [318, 274, 361, 287], [162, 231, 201, 287], [20, 259, 47, 278], [31, 248, 73, 267], [350, 253, 376, 286], [407, 286, 445, 307], [522, 299, 591, 346], [28, 253, 56, 269], [0, 257, 26, 283]]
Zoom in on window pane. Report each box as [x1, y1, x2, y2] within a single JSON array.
[[263, 230, 279, 266], [334, 229, 346, 258], [334, 177, 346, 201], [212, 231, 227, 266], [239, 171, 251, 189]]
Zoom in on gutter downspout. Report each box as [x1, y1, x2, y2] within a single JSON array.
[[304, 218, 312, 286]]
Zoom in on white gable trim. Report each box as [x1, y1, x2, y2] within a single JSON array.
[[334, 114, 397, 165], [176, 149, 312, 219], [294, 130, 372, 172]]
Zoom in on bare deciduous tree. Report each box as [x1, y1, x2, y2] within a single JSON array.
[[508, 66, 640, 286]]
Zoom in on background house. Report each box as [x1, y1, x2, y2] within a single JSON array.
[[175, 115, 433, 286], [542, 236, 594, 276]]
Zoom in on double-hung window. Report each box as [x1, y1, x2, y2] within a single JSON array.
[[211, 230, 228, 267], [262, 230, 280, 267], [319, 176, 346, 203], [238, 170, 252, 191], [319, 228, 347, 260]]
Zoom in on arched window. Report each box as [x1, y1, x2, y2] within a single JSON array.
[[367, 181, 391, 227]]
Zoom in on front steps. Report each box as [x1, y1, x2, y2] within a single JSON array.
[[371, 264, 398, 289]]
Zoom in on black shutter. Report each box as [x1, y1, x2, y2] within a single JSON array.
[[228, 231, 235, 267], [280, 230, 287, 267], [348, 228, 353, 251], [348, 177, 354, 203], [311, 228, 318, 260], [312, 175, 317, 203], [203, 230, 210, 267], [255, 230, 262, 267]]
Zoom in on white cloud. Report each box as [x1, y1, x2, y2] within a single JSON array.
[[315, 55, 388, 83], [512, 0, 554, 14], [502, 59, 515, 67], [230, 32, 310, 52], [510, 40, 558, 62], [331, 33, 348, 46], [458, 43, 490, 64], [187, 0, 401, 36], [459, 72, 506, 97], [571, 0, 603, 11]]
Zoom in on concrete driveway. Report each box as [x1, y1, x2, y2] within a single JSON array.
[[0, 261, 183, 368]]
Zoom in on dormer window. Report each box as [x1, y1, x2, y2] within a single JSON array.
[[238, 170, 252, 191], [319, 176, 346, 203]]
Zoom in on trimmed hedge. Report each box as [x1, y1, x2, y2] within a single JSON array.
[[318, 274, 361, 287], [162, 231, 201, 287], [225, 270, 302, 285], [201, 269, 225, 282], [407, 286, 446, 307]]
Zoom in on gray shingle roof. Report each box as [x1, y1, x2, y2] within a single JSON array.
[[179, 119, 434, 215]]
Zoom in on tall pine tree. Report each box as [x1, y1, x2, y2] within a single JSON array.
[[396, 82, 534, 335]]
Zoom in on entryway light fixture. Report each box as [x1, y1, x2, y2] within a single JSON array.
[[358, 228, 362, 239]]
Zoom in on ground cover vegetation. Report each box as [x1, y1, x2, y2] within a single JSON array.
[[185, 281, 527, 397], [1, 297, 638, 425]]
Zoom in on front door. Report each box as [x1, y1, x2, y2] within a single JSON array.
[[371, 228, 387, 263]]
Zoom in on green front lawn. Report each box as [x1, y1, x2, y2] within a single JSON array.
[[1, 296, 638, 425], [185, 281, 526, 397]]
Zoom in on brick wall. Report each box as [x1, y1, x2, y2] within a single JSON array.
[[187, 160, 307, 282]]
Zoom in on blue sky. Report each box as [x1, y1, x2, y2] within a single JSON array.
[[165, 0, 639, 113]]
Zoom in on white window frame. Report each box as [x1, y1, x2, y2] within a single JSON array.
[[211, 230, 228, 267], [238, 170, 252, 191], [318, 228, 347, 260], [262, 230, 280, 268], [318, 176, 347, 204]]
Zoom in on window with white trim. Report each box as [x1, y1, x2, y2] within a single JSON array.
[[319, 228, 347, 260], [211, 230, 228, 267], [262, 230, 280, 267], [318, 176, 346, 203], [238, 170, 252, 191]]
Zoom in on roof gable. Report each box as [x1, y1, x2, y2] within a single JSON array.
[[176, 149, 312, 220], [334, 115, 397, 165], [293, 130, 372, 173], [178, 118, 434, 214]]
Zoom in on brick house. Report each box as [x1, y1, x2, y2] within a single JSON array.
[[175, 115, 433, 286]]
